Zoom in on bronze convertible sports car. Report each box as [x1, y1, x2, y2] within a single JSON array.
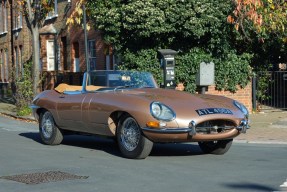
[[31, 70, 249, 159]]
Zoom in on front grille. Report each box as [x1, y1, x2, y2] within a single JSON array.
[[196, 120, 236, 134]]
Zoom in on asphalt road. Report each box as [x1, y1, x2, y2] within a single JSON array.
[[0, 115, 287, 192]]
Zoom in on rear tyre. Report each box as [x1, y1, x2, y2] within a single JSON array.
[[39, 111, 63, 145], [117, 114, 153, 159], [198, 139, 233, 155]]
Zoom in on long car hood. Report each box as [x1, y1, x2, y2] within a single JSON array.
[[124, 88, 235, 109], [120, 88, 243, 122]]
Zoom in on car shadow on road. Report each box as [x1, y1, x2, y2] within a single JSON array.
[[223, 183, 278, 192], [19, 132, 204, 158], [151, 143, 203, 157]]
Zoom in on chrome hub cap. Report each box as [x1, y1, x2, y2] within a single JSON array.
[[41, 113, 54, 139], [120, 117, 140, 151]]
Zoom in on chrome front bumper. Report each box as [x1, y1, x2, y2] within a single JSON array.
[[142, 119, 250, 136]]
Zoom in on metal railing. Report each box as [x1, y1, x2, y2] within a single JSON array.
[[256, 71, 287, 110]]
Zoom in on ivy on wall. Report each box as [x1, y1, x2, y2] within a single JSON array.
[[120, 48, 252, 93]]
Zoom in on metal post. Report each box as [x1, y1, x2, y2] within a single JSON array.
[[252, 75, 257, 111], [82, 5, 89, 72], [201, 86, 206, 94]]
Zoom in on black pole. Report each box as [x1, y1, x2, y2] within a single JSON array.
[[82, 5, 89, 72], [252, 75, 257, 111]]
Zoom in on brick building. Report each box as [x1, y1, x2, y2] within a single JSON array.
[[39, 0, 114, 89], [0, 0, 114, 92], [0, 0, 32, 84]]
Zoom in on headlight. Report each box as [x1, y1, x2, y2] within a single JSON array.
[[233, 100, 249, 118], [150, 102, 176, 121]]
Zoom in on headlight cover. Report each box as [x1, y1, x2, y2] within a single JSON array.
[[150, 102, 176, 121], [233, 100, 249, 118]]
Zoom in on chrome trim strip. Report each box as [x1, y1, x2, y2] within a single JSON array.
[[143, 119, 249, 135], [142, 127, 192, 134]]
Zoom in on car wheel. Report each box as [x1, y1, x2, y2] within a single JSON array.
[[39, 111, 63, 145], [198, 139, 233, 155], [117, 114, 153, 159]]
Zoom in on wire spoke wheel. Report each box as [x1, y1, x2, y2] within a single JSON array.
[[39, 111, 63, 145], [120, 117, 141, 151], [41, 112, 54, 139], [117, 114, 153, 159]]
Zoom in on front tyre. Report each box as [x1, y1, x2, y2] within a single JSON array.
[[198, 139, 233, 155], [117, 114, 153, 159], [39, 111, 63, 145]]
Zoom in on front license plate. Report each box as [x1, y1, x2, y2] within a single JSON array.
[[196, 108, 233, 116]]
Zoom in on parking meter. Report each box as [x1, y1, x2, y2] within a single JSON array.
[[158, 49, 177, 89]]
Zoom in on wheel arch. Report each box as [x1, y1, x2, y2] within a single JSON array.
[[35, 108, 48, 121], [108, 111, 135, 136]]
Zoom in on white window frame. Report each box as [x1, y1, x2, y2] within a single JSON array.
[[5, 50, 9, 82], [88, 40, 96, 71], [0, 3, 3, 33], [4, 0, 7, 32], [20, 46, 23, 77], [46, 0, 58, 20], [46, 40, 55, 71], [15, 47, 19, 78], [0, 50, 3, 82], [0, 0, 8, 34], [13, 6, 23, 31]]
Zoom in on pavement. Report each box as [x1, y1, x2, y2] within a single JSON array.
[[1, 98, 287, 144]]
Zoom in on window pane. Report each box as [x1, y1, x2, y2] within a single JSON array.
[[5, 1, 7, 31], [20, 46, 23, 77], [0, 4, 3, 32], [5, 50, 8, 81], [46, 40, 55, 71], [0, 50, 3, 81], [15, 47, 19, 78], [88, 40, 96, 58], [88, 40, 96, 71]]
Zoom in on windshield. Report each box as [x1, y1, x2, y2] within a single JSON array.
[[87, 71, 158, 89]]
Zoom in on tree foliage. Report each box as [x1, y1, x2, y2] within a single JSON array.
[[228, 0, 287, 41], [67, 0, 261, 92]]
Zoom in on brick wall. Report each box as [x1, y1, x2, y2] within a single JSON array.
[[205, 83, 252, 113]]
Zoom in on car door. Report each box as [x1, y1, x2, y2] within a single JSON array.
[[56, 92, 88, 131]]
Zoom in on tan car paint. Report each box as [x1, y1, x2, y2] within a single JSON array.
[[33, 86, 246, 143]]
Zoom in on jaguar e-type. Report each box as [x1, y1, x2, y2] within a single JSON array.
[[31, 70, 249, 159]]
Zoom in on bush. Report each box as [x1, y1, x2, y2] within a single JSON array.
[[14, 62, 33, 116], [120, 48, 252, 93]]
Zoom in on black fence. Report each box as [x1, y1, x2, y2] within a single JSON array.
[[255, 71, 287, 110]]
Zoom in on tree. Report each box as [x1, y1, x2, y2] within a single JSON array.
[[67, 0, 252, 92], [228, 0, 287, 41], [17, 0, 53, 95]]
